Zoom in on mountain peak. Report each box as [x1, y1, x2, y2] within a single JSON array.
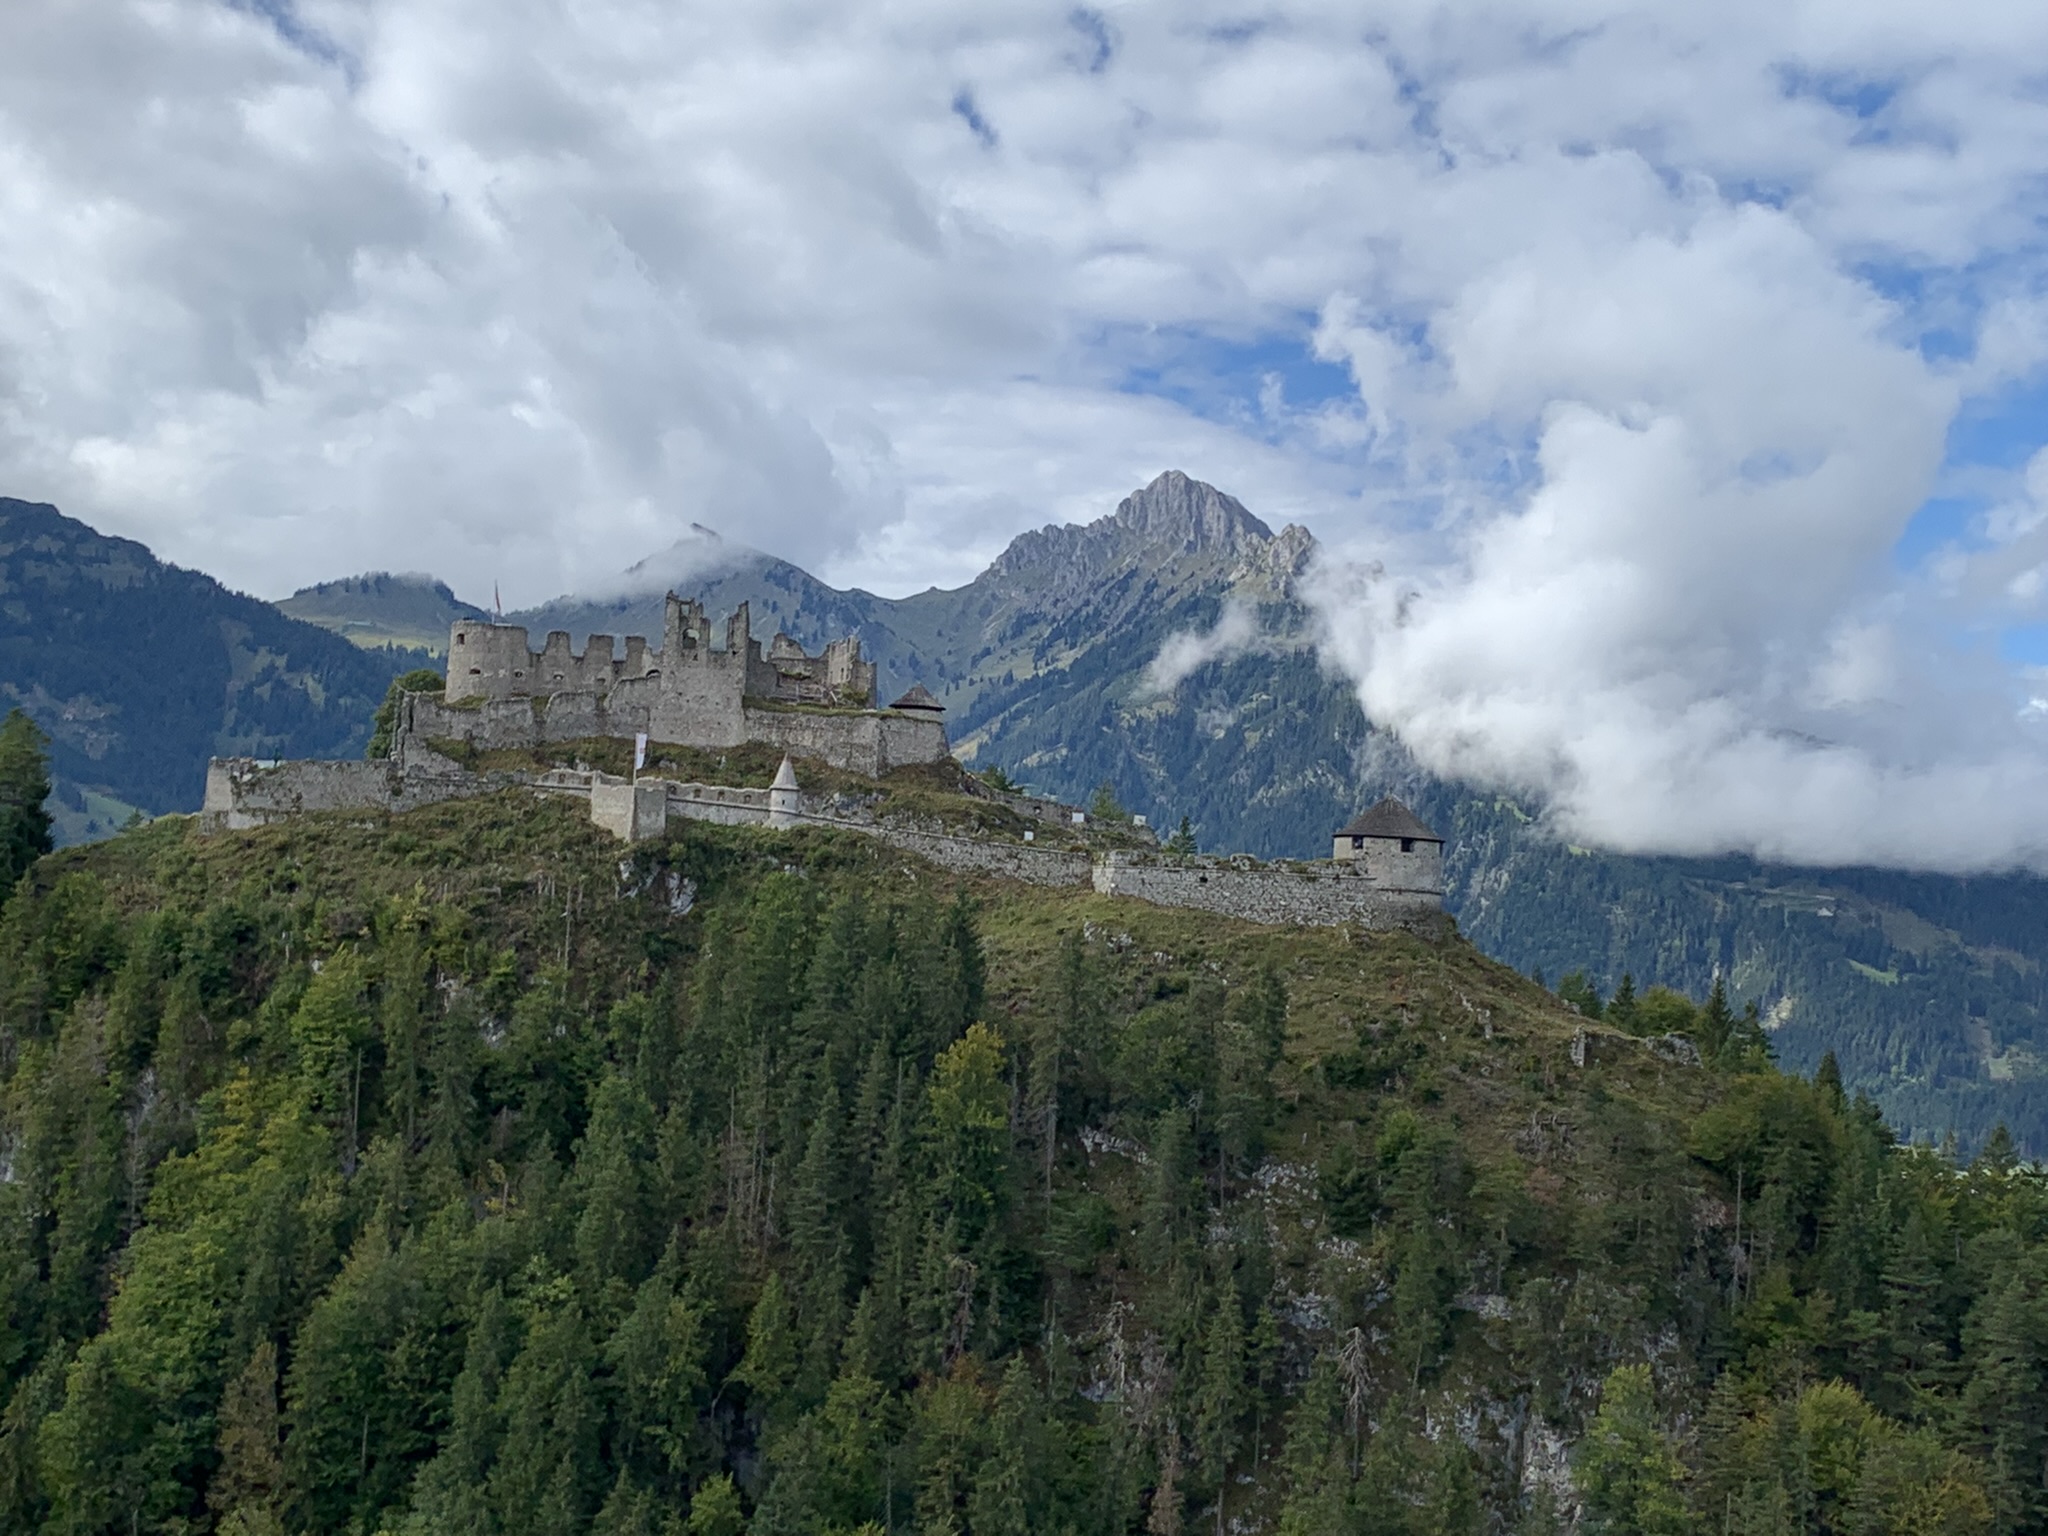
[[986, 470, 1276, 595], [1113, 470, 1272, 553]]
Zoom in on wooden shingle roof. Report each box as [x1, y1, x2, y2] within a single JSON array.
[[889, 684, 945, 712], [1336, 796, 1441, 843]]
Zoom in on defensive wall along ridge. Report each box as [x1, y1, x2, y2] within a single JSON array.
[[200, 751, 1447, 932]]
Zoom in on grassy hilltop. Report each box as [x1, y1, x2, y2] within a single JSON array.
[[4, 788, 2048, 1534]]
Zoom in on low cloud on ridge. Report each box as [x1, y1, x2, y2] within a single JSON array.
[[1142, 602, 1260, 696]]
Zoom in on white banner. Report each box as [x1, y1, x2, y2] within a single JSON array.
[[634, 732, 648, 771]]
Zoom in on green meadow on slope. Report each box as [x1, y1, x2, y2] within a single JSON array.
[[7, 777, 2048, 1535]]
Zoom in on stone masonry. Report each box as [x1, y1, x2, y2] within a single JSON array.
[[425, 594, 947, 776]]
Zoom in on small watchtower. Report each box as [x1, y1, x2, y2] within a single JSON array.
[[1333, 797, 1444, 896]]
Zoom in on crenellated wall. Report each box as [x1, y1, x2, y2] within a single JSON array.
[[430, 594, 920, 768]]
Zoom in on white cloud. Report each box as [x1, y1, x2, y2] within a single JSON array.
[[1142, 601, 1260, 696], [7, 0, 2048, 865]]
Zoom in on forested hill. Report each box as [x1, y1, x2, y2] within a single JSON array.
[[464, 474, 2048, 1157], [0, 498, 417, 836], [5, 794, 2048, 1534]]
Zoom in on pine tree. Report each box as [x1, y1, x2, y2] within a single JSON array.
[[1274, 1355, 1347, 1536], [1690, 977, 1737, 1063], [1576, 1365, 1688, 1536], [1815, 1050, 1845, 1106], [0, 709, 52, 891], [606, 1273, 711, 1486], [1607, 974, 1639, 1033], [210, 1341, 286, 1536], [970, 1357, 1046, 1536], [731, 1272, 800, 1422], [686, 1473, 746, 1536], [1249, 1304, 1283, 1474], [1194, 1285, 1246, 1532], [787, 1081, 850, 1398]]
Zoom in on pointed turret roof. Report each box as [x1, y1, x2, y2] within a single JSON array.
[[889, 684, 944, 712], [1336, 797, 1440, 843], [771, 756, 800, 792]]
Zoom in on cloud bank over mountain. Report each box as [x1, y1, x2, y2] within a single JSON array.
[[6, 0, 2048, 866]]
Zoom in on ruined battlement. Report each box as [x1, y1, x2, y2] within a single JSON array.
[[437, 593, 930, 776], [447, 595, 878, 710]]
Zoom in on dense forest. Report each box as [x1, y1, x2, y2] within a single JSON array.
[[7, 739, 2048, 1535]]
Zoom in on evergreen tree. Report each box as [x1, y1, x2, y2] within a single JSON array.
[[1607, 973, 1639, 1033], [1557, 971, 1604, 1019], [732, 1272, 800, 1422], [211, 1342, 285, 1536], [1576, 1365, 1687, 1536], [686, 1474, 746, 1536], [1089, 780, 1129, 821], [1194, 1284, 1246, 1532], [0, 709, 52, 890], [969, 1357, 1048, 1536]]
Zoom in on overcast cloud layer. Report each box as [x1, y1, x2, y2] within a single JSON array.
[[6, 1, 2048, 869]]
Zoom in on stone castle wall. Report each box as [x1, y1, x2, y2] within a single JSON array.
[[1346, 839, 1444, 896], [740, 704, 949, 778], [854, 826, 1093, 888], [200, 758, 503, 831], [200, 762, 1440, 931], [1091, 852, 1441, 928], [399, 691, 948, 778]]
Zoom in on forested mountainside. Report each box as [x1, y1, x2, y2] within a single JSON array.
[[0, 499, 418, 837], [6, 793, 2048, 1535], [279, 471, 2048, 1156]]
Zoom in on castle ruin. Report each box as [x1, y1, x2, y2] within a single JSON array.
[[406, 595, 948, 778], [196, 588, 1447, 930]]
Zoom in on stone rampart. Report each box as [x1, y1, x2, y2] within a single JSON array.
[[851, 826, 1092, 887], [740, 704, 949, 778], [201, 758, 1439, 932], [200, 758, 501, 831], [664, 780, 772, 826], [399, 691, 946, 778], [591, 779, 669, 843], [1091, 853, 1440, 930]]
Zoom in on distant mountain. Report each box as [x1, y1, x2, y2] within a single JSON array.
[[0, 497, 418, 834], [280, 470, 2048, 1152], [278, 571, 487, 655]]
